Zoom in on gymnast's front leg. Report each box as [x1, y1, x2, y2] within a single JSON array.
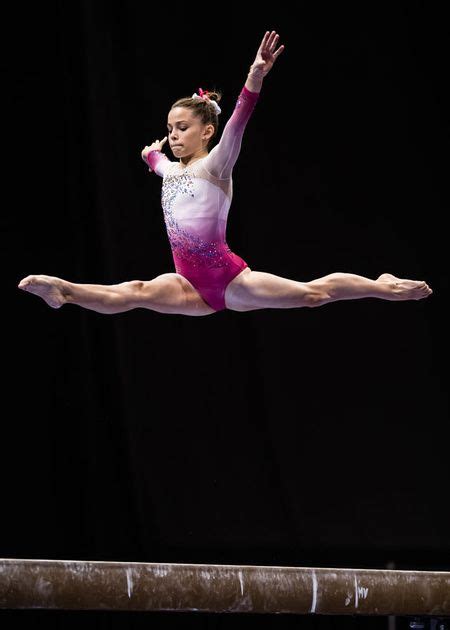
[[17, 273, 216, 316]]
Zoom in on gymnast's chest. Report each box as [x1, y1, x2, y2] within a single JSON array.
[[161, 172, 215, 220]]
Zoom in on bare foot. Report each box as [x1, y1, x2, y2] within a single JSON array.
[[18, 275, 68, 308], [376, 273, 433, 301]]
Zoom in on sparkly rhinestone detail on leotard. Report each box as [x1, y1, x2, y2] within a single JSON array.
[[161, 171, 231, 269]]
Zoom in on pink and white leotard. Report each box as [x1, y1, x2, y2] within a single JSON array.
[[145, 85, 260, 311]]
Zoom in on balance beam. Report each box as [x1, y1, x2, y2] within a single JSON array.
[[1, 559, 449, 615]]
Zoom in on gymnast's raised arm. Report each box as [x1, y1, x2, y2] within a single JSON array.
[[204, 31, 285, 180]]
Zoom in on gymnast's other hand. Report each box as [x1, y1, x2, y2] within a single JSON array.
[[141, 136, 167, 161]]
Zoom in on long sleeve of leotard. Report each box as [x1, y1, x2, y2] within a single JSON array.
[[203, 85, 259, 180], [144, 150, 171, 177]]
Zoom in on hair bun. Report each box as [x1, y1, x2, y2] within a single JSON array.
[[205, 90, 221, 104], [191, 89, 222, 114]]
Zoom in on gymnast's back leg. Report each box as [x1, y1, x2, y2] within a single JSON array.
[[224, 269, 433, 312], [17, 273, 216, 317]]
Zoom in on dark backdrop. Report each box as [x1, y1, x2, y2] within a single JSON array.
[[2, 2, 448, 628]]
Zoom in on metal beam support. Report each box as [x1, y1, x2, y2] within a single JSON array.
[[1, 558, 449, 615]]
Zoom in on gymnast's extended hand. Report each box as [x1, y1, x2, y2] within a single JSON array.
[[249, 30, 285, 79]]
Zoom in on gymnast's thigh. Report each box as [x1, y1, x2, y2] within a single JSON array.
[[224, 267, 312, 311], [146, 272, 217, 316]]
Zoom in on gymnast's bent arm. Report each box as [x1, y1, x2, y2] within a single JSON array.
[[141, 136, 170, 177]]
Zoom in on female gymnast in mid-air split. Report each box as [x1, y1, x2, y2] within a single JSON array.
[[18, 31, 432, 315]]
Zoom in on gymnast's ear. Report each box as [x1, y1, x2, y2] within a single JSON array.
[[202, 123, 215, 140]]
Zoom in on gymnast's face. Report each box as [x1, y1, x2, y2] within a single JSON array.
[[167, 107, 214, 159]]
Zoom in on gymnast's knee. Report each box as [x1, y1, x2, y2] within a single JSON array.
[[302, 286, 329, 307]]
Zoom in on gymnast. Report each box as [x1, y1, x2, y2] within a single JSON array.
[[18, 31, 432, 315]]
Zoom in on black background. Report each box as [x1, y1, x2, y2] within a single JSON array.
[[1, 1, 449, 628]]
